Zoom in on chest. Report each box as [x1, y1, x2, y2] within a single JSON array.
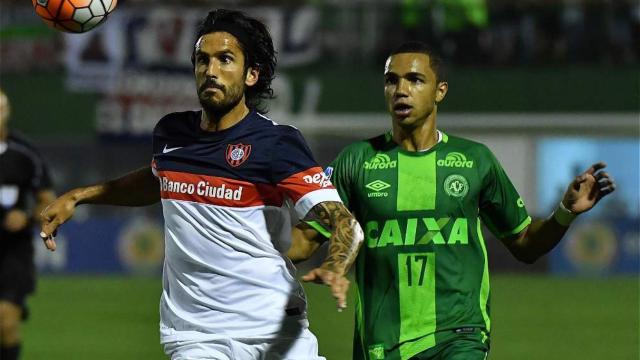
[[153, 135, 274, 182], [0, 151, 35, 187], [0, 152, 35, 208], [352, 151, 483, 219]]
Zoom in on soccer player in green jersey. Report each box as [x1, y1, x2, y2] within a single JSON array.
[[288, 41, 616, 360]]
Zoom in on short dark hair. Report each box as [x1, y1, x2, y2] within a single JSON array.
[[389, 41, 446, 83], [192, 9, 277, 113]]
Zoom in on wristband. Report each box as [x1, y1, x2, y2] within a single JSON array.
[[553, 201, 577, 227]]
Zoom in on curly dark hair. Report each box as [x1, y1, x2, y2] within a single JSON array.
[[192, 9, 277, 113]]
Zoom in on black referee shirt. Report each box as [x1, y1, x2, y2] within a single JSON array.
[[0, 133, 52, 243]]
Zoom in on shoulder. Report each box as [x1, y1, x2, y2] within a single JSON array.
[[330, 134, 389, 175], [338, 133, 388, 159], [153, 110, 199, 135], [442, 133, 495, 158], [8, 131, 36, 148], [254, 113, 302, 137], [7, 137, 42, 168], [252, 114, 311, 149]]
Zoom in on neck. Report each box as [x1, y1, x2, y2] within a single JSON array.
[[200, 100, 250, 132], [392, 110, 438, 152]]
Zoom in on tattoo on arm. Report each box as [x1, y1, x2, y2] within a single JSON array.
[[303, 201, 364, 274]]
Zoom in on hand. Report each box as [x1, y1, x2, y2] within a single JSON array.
[[562, 162, 616, 214], [3, 209, 29, 233], [39, 192, 78, 251], [302, 266, 350, 312]]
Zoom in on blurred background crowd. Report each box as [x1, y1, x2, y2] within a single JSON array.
[[3, 0, 640, 70]]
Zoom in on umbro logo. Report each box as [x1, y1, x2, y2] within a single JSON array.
[[163, 145, 183, 154], [365, 180, 390, 198]]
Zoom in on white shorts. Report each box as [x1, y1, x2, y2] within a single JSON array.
[[163, 328, 325, 360]]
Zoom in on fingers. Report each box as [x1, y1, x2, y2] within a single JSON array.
[[301, 269, 324, 283], [584, 162, 606, 175], [302, 268, 350, 311], [42, 235, 57, 251], [40, 218, 60, 252], [572, 162, 608, 190], [331, 277, 350, 311], [40, 218, 60, 239], [595, 171, 613, 184], [594, 171, 617, 199]]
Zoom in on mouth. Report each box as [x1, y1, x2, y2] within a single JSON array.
[[393, 103, 412, 117], [201, 88, 222, 95], [200, 81, 224, 95]]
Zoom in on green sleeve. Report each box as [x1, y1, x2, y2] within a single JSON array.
[[306, 147, 356, 238], [479, 147, 531, 239], [327, 150, 354, 209]]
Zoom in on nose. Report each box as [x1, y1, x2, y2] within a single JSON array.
[[205, 59, 219, 78], [394, 78, 410, 97]]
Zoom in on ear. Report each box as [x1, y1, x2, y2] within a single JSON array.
[[435, 81, 448, 103], [245, 67, 259, 87]]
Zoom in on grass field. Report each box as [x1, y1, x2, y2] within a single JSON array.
[[21, 274, 638, 360]]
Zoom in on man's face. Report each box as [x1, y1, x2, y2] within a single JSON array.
[[193, 32, 254, 114], [0, 89, 9, 140], [383, 53, 447, 128]]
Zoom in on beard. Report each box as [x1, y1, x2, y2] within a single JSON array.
[[198, 79, 245, 116]]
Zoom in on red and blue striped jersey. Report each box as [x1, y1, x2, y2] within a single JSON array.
[[151, 110, 341, 342]]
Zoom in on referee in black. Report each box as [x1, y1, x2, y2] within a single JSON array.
[[0, 89, 55, 360]]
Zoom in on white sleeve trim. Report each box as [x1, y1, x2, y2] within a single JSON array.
[[294, 188, 343, 219]]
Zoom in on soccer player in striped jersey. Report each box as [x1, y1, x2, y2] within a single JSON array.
[[289, 42, 616, 360], [39, 9, 363, 360]]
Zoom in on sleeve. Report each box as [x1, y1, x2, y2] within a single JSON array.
[[479, 147, 531, 239], [326, 148, 355, 210], [150, 115, 166, 178], [305, 147, 356, 238], [30, 150, 53, 191], [9, 134, 53, 191], [271, 126, 342, 219]]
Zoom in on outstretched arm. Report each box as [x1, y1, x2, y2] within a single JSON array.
[[40, 166, 159, 251], [502, 162, 616, 263], [293, 201, 364, 311]]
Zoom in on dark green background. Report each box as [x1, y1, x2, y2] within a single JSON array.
[[1, 66, 638, 137]]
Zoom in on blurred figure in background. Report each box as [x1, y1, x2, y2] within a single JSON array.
[[0, 88, 55, 360], [438, 0, 489, 64]]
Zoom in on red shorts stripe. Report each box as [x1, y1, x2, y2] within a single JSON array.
[[157, 170, 283, 207]]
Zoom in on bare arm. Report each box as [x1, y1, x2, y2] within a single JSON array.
[[288, 222, 325, 263], [40, 166, 159, 250], [294, 201, 364, 311], [502, 162, 615, 264], [301, 201, 363, 275], [68, 166, 159, 207]]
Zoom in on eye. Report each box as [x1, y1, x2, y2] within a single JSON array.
[[219, 54, 234, 64], [196, 54, 208, 65], [408, 76, 424, 84], [384, 75, 398, 85]]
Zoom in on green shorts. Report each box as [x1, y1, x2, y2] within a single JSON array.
[[411, 328, 489, 360]]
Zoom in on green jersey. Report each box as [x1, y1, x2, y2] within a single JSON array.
[[326, 131, 531, 360]]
